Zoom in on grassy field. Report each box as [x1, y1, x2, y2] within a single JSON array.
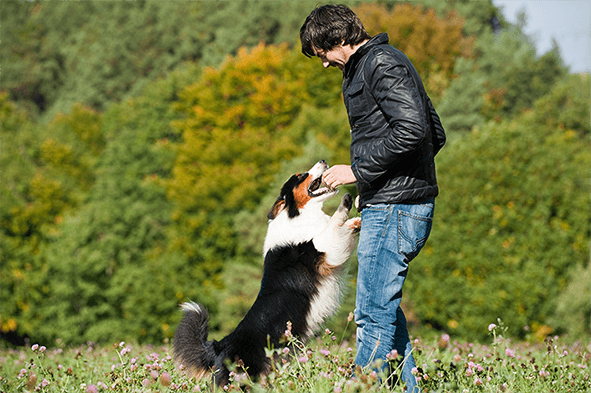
[[1, 322, 590, 392]]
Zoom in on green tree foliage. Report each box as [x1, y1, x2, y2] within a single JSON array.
[[408, 74, 590, 341], [162, 42, 341, 269], [31, 67, 204, 345], [356, 2, 472, 100], [1, 0, 341, 119], [437, 9, 567, 133], [0, 94, 104, 342], [422, 0, 500, 37], [0, 93, 43, 339], [2, 0, 586, 347]]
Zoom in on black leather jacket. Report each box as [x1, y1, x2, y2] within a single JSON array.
[[343, 33, 446, 210]]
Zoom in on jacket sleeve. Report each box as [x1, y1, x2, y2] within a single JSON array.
[[352, 52, 429, 186], [428, 97, 446, 156]]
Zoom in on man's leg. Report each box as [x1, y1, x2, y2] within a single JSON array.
[[354, 201, 433, 392]]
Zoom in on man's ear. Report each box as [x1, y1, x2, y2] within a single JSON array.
[[267, 198, 285, 220]]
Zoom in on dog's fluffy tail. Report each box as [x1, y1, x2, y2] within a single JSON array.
[[173, 302, 216, 379]]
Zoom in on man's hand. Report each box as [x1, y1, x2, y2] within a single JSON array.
[[322, 165, 357, 188]]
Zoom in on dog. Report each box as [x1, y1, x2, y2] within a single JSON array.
[[173, 160, 361, 386]]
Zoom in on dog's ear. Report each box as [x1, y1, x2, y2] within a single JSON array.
[[267, 197, 285, 220]]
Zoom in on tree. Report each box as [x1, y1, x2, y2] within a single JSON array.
[[0, 95, 104, 344], [31, 66, 202, 345], [1, 1, 346, 119], [354, 2, 473, 101], [407, 75, 590, 340], [438, 23, 567, 133]]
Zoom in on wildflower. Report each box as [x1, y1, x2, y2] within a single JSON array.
[[282, 347, 290, 355], [320, 348, 330, 356], [18, 369, 27, 379], [438, 334, 450, 349], [161, 371, 172, 387], [474, 377, 483, 386], [347, 347, 353, 353], [151, 370, 159, 380], [334, 385, 343, 393], [540, 369, 550, 378], [41, 379, 49, 388], [454, 354, 462, 363], [325, 328, 331, 335], [119, 341, 125, 348], [386, 349, 399, 361], [120, 347, 131, 356], [297, 356, 308, 363], [285, 321, 293, 338], [348, 312, 354, 322], [32, 344, 39, 351], [39, 346, 46, 353], [26, 372, 37, 391], [505, 347, 516, 358], [86, 384, 98, 393], [488, 323, 497, 332]]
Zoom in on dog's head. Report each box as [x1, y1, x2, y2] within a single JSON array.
[[267, 160, 338, 220]]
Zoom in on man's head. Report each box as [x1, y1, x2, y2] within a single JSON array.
[[300, 4, 371, 67]]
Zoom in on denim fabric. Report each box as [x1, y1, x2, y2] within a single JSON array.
[[354, 200, 434, 393]]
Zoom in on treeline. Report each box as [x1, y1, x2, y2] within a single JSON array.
[[1, 0, 589, 347]]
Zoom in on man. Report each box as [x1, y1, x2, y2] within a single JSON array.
[[300, 5, 446, 392]]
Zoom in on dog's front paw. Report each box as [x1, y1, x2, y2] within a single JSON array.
[[346, 217, 361, 233], [340, 193, 353, 211]]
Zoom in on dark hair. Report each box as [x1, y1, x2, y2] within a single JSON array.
[[300, 4, 371, 58]]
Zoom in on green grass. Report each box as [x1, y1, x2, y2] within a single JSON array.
[[1, 321, 590, 392]]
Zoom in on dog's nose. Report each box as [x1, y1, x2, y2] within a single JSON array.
[[319, 159, 327, 165]]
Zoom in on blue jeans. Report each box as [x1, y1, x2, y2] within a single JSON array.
[[354, 200, 434, 393]]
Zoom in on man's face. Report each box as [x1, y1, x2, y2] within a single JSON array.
[[314, 44, 350, 71]]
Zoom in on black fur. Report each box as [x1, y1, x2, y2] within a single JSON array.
[[268, 173, 308, 219], [173, 240, 326, 386]]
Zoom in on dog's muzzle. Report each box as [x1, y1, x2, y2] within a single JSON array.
[[308, 176, 337, 197]]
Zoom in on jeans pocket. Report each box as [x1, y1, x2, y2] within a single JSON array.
[[398, 208, 433, 262]]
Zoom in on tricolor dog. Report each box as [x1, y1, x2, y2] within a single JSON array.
[[173, 160, 361, 386]]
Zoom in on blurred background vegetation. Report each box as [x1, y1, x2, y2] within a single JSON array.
[[1, 0, 589, 347]]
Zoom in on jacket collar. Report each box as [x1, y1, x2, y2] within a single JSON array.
[[344, 33, 389, 78]]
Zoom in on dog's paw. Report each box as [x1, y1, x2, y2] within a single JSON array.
[[346, 217, 361, 233], [340, 193, 353, 211]]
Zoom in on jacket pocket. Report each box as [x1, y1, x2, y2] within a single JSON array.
[[346, 82, 369, 119]]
